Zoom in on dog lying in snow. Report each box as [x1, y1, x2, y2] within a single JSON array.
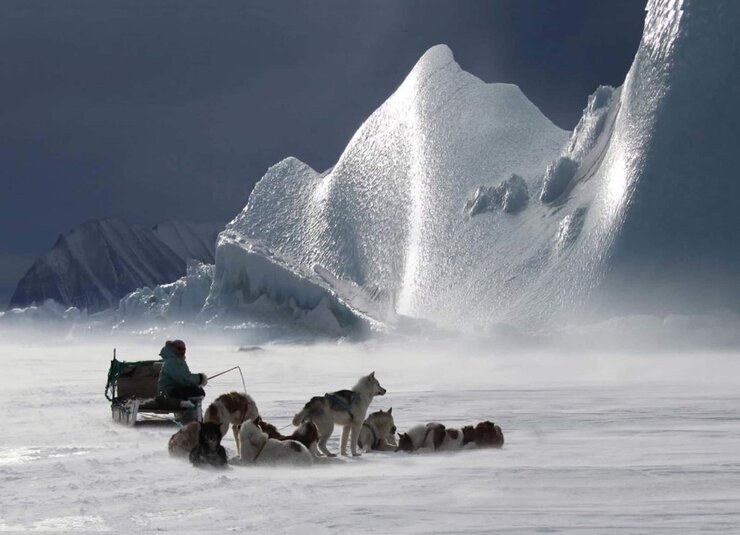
[[397, 422, 464, 453], [168, 421, 201, 457], [292, 372, 387, 457], [461, 420, 505, 448], [357, 408, 397, 452], [189, 422, 228, 468], [167, 391, 259, 458], [254, 416, 320, 457], [236, 420, 313, 465]]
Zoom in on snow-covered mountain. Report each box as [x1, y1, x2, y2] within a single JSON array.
[[203, 0, 740, 332], [9, 218, 222, 312], [152, 220, 222, 266]]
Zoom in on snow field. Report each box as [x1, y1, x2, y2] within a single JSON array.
[[1, 339, 739, 532]]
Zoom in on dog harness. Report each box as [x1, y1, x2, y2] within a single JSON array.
[[324, 390, 361, 421]]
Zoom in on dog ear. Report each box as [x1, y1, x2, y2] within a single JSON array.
[[369, 371, 375, 379], [388, 407, 392, 414]]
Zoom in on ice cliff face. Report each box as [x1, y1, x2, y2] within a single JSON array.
[[208, 0, 740, 331], [586, 0, 740, 316], [10, 218, 221, 313]]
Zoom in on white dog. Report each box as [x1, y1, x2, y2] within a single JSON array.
[[293, 372, 386, 457], [237, 421, 313, 465], [357, 408, 397, 452], [397, 422, 464, 453]]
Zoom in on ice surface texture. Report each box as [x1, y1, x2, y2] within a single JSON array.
[[466, 174, 529, 216], [209, 45, 569, 329], [211, 0, 740, 330], [118, 261, 215, 321], [589, 0, 740, 316]]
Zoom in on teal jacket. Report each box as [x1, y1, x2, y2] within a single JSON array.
[[157, 344, 201, 395]]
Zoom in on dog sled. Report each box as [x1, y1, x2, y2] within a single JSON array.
[[105, 350, 202, 426]]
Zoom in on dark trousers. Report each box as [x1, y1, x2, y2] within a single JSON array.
[[168, 385, 206, 400]]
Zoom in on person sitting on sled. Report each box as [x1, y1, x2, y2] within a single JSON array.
[[157, 339, 208, 422]]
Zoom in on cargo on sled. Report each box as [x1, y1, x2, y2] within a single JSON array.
[[105, 349, 203, 426]]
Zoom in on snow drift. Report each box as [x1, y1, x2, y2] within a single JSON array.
[[206, 0, 740, 332]]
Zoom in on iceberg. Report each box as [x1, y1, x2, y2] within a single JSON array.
[[12, 0, 736, 337], [207, 44, 568, 330], [206, 0, 740, 331], [118, 260, 215, 322]]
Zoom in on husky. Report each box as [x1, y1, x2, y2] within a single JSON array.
[[203, 392, 259, 457], [438, 427, 464, 451], [255, 416, 321, 457], [357, 408, 397, 452], [397, 422, 464, 453], [462, 420, 505, 448], [292, 396, 333, 456], [293, 372, 386, 457], [189, 422, 228, 468], [237, 421, 313, 465], [168, 421, 201, 457]]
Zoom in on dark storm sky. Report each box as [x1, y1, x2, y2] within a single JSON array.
[[0, 0, 646, 307]]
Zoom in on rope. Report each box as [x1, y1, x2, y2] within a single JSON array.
[[207, 366, 247, 394]]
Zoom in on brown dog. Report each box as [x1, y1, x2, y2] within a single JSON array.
[[254, 416, 320, 457], [167, 392, 259, 458], [462, 420, 504, 448], [203, 392, 259, 456], [168, 421, 201, 457]]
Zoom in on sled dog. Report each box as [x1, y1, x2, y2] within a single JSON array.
[[189, 422, 228, 468], [357, 408, 397, 452], [293, 372, 386, 457], [292, 396, 333, 456], [204, 391, 259, 457], [397, 422, 464, 453], [462, 420, 505, 448], [237, 421, 313, 465], [168, 421, 201, 457], [255, 416, 321, 457]]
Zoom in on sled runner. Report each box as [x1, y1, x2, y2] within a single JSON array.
[[105, 350, 201, 426]]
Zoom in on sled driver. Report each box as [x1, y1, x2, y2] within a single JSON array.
[[157, 339, 208, 422]]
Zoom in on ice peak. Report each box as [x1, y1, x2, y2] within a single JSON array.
[[412, 44, 456, 72]]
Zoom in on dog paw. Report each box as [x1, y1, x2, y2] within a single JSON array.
[[352, 453, 362, 457]]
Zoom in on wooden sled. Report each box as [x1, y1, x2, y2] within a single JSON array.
[[105, 350, 202, 426]]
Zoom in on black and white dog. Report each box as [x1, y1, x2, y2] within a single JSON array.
[[189, 422, 228, 468]]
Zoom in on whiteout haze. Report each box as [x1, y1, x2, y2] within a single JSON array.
[[1, 1, 740, 532]]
